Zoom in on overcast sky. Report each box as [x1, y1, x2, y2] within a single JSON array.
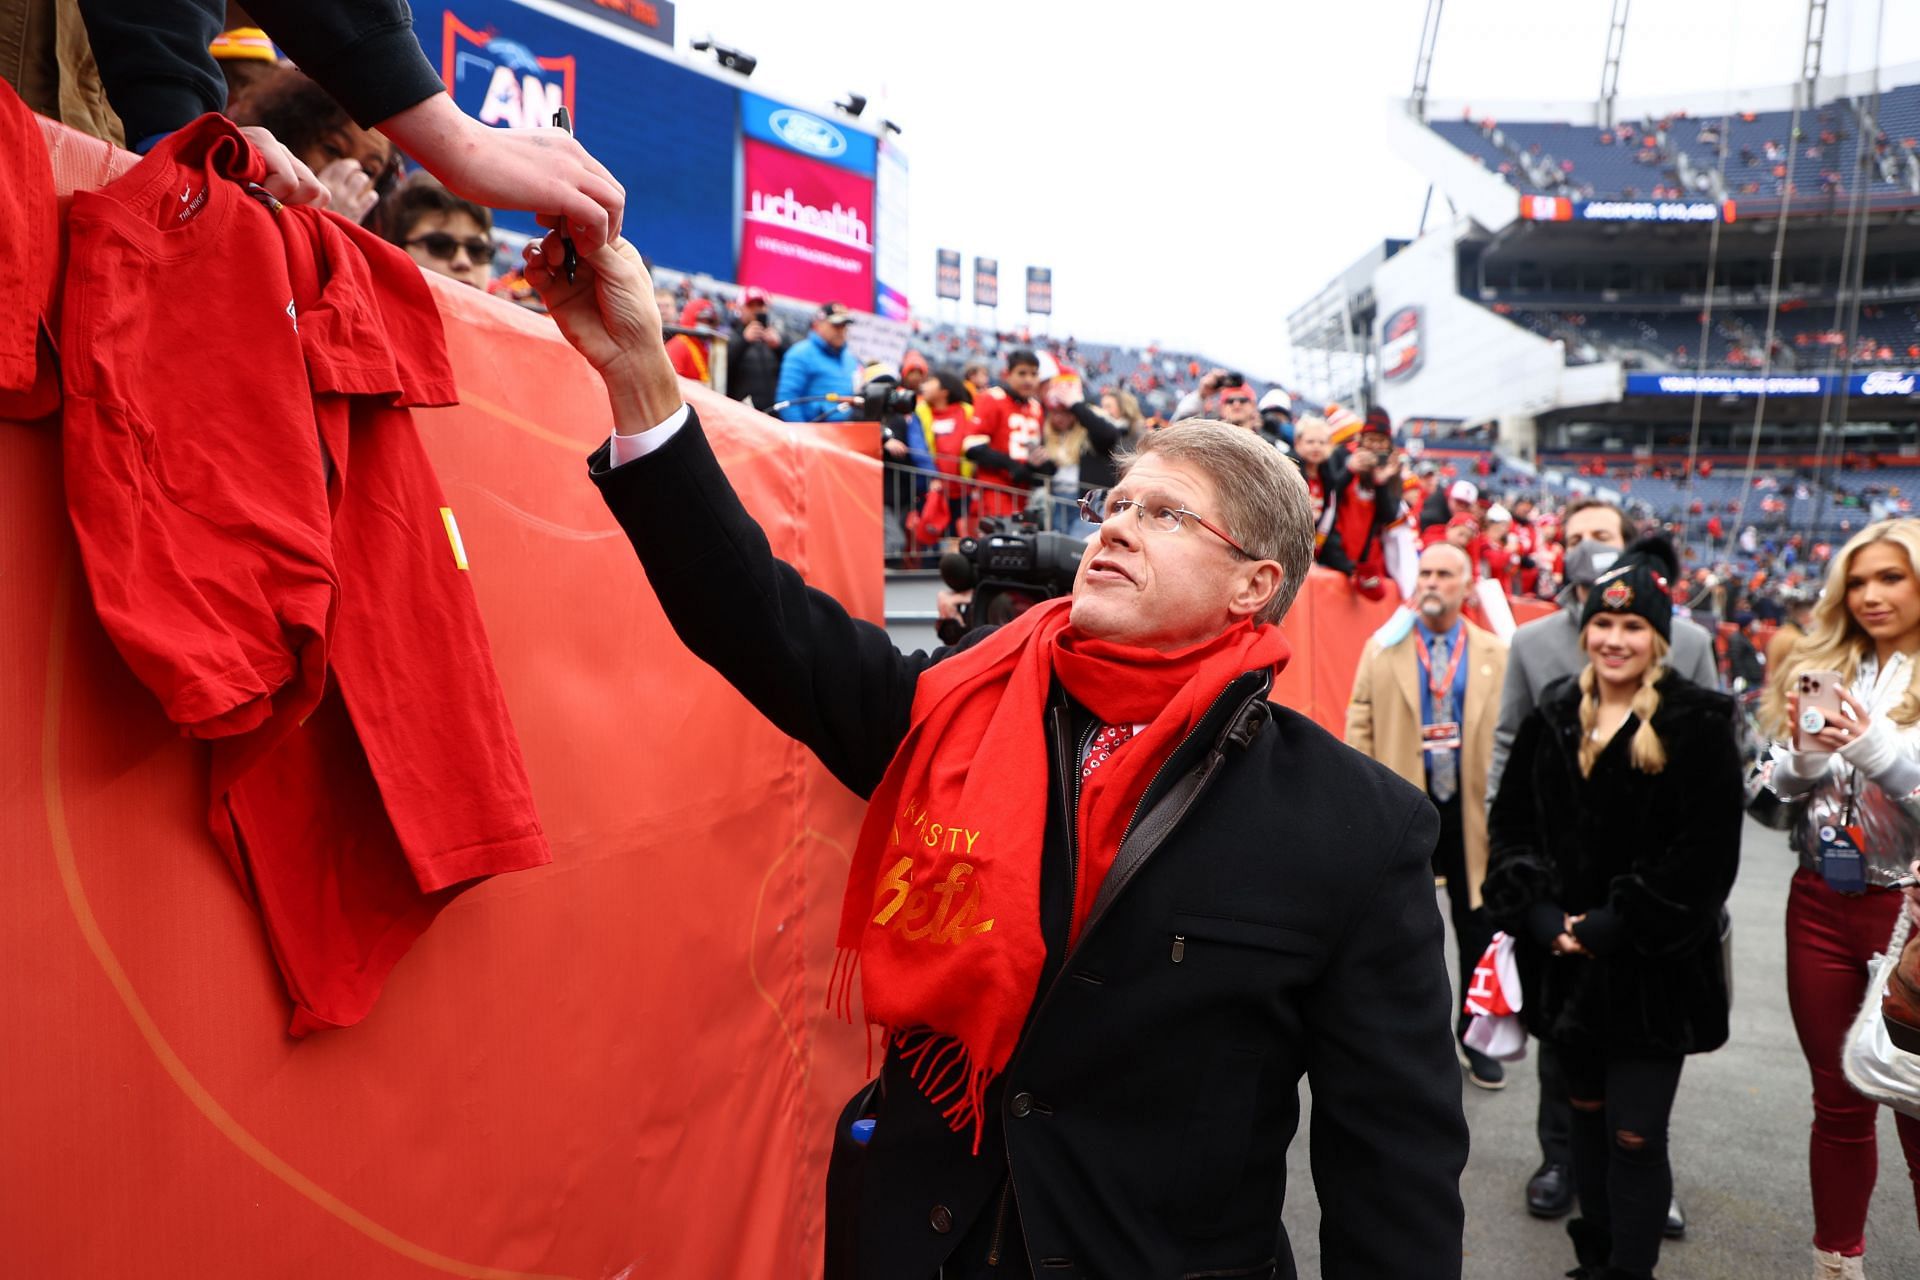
[[705, 0, 1920, 383]]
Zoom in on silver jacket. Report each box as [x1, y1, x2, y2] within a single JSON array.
[[1767, 653, 1920, 883]]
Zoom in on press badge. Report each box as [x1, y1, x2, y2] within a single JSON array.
[[1818, 823, 1868, 894], [1423, 722, 1463, 753]]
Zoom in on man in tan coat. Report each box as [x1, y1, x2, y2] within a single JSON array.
[[1348, 541, 1509, 1088]]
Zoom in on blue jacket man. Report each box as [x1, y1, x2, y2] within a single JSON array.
[[775, 302, 863, 422]]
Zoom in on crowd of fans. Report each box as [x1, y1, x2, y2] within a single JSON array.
[[1504, 302, 1920, 373], [40, 15, 1918, 716]]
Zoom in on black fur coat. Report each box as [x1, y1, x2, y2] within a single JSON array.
[[1484, 672, 1744, 1056]]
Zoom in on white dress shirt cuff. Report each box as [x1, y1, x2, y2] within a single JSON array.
[[607, 403, 691, 468]]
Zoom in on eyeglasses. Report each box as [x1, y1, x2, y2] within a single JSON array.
[[405, 233, 495, 264], [1078, 488, 1253, 558]]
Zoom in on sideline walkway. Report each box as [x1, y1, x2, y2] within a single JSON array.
[[1284, 818, 1920, 1277]]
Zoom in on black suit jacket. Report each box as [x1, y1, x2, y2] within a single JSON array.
[[589, 408, 1468, 1280]]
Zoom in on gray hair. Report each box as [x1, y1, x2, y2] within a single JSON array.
[[1117, 420, 1317, 624]]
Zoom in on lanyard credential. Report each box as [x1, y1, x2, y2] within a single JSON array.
[[1415, 629, 1467, 701], [1820, 763, 1870, 894]]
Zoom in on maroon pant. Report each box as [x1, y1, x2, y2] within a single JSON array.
[[1785, 868, 1920, 1255]]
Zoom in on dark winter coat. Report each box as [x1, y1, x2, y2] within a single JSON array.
[[588, 407, 1469, 1280], [727, 315, 786, 411], [1483, 672, 1743, 1056]]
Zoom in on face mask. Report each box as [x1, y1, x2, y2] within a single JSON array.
[[1564, 539, 1620, 588]]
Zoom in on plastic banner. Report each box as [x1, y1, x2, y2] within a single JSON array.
[[3, 119, 877, 1279]]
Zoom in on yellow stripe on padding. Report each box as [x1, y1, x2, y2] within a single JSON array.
[[440, 507, 469, 570]]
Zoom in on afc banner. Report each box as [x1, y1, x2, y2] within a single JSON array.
[[1025, 266, 1052, 315], [936, 249, 962, 301], [974, 256, 999, 308], [430, 0, 734, 277]]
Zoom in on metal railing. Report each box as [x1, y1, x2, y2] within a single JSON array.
[[878, 460, 1083, 569]]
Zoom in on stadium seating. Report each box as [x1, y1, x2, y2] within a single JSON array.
[[1434, 80, 1920, 205], [1504, 303, 1920, 370]]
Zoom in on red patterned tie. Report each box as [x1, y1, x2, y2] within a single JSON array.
[[1082, 722, 1138, 779]]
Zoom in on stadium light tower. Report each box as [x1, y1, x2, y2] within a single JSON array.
[[1801, 0, 1830, 105], [1598, 0, 1629, 129], [1409, 0, 1443, 121]]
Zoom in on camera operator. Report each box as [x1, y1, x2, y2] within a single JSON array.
[[527, 232, 1467, 1280]]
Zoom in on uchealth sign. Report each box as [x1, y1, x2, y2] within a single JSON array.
[[737, 138, 876, 307]]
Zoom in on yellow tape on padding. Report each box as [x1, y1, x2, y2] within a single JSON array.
[[440, 507, 469, 570]]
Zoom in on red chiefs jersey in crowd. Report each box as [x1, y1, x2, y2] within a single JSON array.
[[965, 384, 1043, 519]]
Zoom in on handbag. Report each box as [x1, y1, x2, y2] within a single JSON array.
[[1736, 691, 1802, 831], [1744, 758, 1803, 831], [1841, 907, 1920, 1121]]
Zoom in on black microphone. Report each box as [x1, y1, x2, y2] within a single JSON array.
[[939, 551, 977, 591]]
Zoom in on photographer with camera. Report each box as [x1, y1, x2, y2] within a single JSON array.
[[1170, 367, 1243, 422], [1321, 410, 1405, 600], [527, 232, 1467, 1280], [728, 288, 785, 410]]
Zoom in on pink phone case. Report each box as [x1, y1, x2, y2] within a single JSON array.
[[1795, 670, 1845, 751]]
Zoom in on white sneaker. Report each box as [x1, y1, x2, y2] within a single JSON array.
[[1813, 1248, 1866, 1279]]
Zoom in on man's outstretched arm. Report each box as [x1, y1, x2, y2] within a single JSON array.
[[526, 234, 926, 797]]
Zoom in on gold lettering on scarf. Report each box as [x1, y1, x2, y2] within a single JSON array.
[[870, 799, 995, 942]]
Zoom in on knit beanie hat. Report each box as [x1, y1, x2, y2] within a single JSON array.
[[1580, 534, 1679, 641]]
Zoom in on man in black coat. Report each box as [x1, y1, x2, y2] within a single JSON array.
[[522, 234, 1469, 1280], [726, 287, 785, 410]]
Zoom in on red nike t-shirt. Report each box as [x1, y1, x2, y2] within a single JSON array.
[[62, 116, 337, 738], [63, 116, 548, 1033]]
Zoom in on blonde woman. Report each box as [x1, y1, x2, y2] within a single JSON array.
[[1764, 519, 1920, 1279], [1486, 539, 1743, 1280]]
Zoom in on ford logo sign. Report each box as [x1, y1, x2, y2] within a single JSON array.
[[769, 108, 846, 158], [1860, 371, 1917, 396]]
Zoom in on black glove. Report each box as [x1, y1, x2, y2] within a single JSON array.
[[1528, 902, 1569, 950]]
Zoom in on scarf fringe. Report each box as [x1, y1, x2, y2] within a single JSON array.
[[893, 1028, 994, 1156]]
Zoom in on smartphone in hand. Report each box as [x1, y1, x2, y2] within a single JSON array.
[[1795, 670, 1846, 752]]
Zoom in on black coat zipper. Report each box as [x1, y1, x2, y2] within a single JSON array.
[[984, 1178, 1013, 1265]]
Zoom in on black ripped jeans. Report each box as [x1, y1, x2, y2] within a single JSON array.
[[1558, 1047, 1686, 1278]]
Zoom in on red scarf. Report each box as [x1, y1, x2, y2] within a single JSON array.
[[833, 597, 1290, 1148]]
